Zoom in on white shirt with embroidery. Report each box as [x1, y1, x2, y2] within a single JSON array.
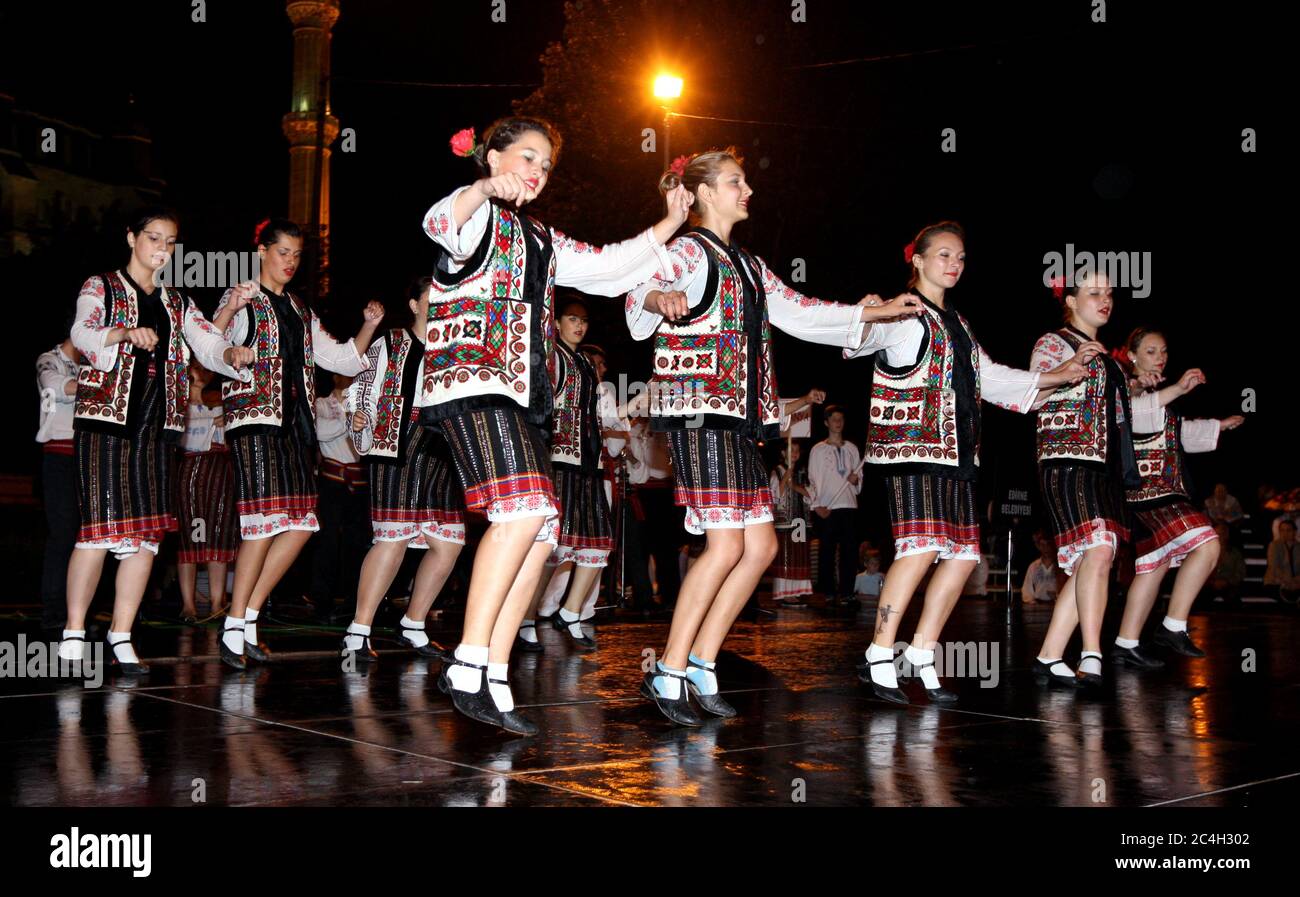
[[183, 402, 226, 452], [216, 287, 369, 377], [808, 439, 862, 510], [315, 394, 360, 464]]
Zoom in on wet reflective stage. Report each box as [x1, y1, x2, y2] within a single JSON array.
[[3, 600, 1296, 806]]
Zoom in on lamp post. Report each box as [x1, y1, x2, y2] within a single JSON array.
[[653, 74, 683, 170]]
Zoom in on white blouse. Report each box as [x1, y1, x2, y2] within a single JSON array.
[[183, 402, 226, 453], [216, 288, 368, 377], [1030, 331, 1161, 424], [315, 395, 360, 464]]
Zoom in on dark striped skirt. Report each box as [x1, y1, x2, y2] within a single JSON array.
[[1132, 500, 1217, 576], [770, 526, 812, 598], [436, 407, 558, 544], [1039, 463, 1130, 574], [665, 427, 774, 535], [228, 423, 319, 540], [74, 373, 177, 558], [370, 423, 467, 547], [551, 464, 612, 567], [175, 447, 239, 563], [882, 473, 981, 562]]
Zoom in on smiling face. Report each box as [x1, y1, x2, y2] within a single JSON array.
[[1130, 332, 1168, 377], [128, 217, 178, 274], [914, 232, 965, 291], [557, 304, 588, 348], [698, 159, 753, 226], [1065, 271, 1114, 330], [487, 129, 553, 198], [260, 233, 302, 290]]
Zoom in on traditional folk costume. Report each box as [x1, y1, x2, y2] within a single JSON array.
[[627, 226, 870, 721], [421, 188, 672, 732], [769, 461, 812, 604], [36, 343, 81, 630], [215, 284, 370, 541], [549, 340, 614, 567], [175, 401, 238, 565]]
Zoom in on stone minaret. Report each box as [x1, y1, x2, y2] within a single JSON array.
[[282, 0, 340, 299]]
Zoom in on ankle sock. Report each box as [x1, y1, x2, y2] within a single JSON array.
[[865, 642, 898, 689], [449, 643, 488, 693], [686, 653, 718, 696]]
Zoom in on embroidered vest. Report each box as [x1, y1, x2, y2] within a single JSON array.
[[1127, 411, 1189, 505], [1036, 328, 1111, 464], [866, 303, 981, 467], [649, 231, 780, 438], [551, 341, 602, 470], [367, 328, 424, 463], [74, 271, 190, 436], [421, 203, 557, 428], [221, 290, 316, 434]]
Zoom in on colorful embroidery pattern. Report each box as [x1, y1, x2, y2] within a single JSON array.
[[1128, 412, 1186, 503], [1036, 330, 1108, 462], [371, 329, 412, 458], [222, 290, 314, 432]]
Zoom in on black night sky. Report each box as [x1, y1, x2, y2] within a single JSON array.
[[0, 0, 1283, 519]]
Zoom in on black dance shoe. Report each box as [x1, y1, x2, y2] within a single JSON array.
[[397, 620, 446, 658], [513, 623, 544, 654], [244, 637, 271, 663], [486, 672, 539, 737], [685, 678, 738, 718], [107, 637, 149, 676], [899, 659, 958, 704], [640, 670, 704, 727], [443, 660, 538, 736], [1031, 658, 1079, 688], [1110, 644, 1166, 670], [339, 634, 378, 666], [560, 622, 597, 651], [218, 626, 246, 670], [1151, 627, 1206, 658], [856, 657, 909, 705]]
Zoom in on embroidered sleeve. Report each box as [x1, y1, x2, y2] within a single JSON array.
[[36, 352, 76, 403], [347, 340, 385, 456], [1031, 332, 1070, 373], [977, 346, 1040, 413], [422, 186, 489, 270], [214, 286, 251, 345], [756, 256, 866, 349], [70, 276, 119, 372], [624, 237, 709, 340], [311, 315, 370, 376], [182, 297, 245, 381], [1181, 417, 1221, 453], [553, 224, 675, 298]]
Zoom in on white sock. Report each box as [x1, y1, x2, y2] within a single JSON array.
[[59, 629, 86, 662], [904, 644, 941, 690], [449, 643, 488, 693], [1037, 655, 1074, 678], [107, 631, 139, 665], [686, 653, 718, 695], [518, 620, 539, 644], [652, 661, 684, 700], [243, 608, 259, 645], [222, 615, 245, 653], [487, 661, 514, 712], [1079, 651, 1103, 676], [1162, 616, 1187, 633], [399, 615, 430, 647], [1114, 636, 1140, 649], [344, 622, 370, 651], [866, 642, 898, 689], [559, 607, 583, 639]]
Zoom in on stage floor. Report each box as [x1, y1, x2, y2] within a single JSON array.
[[3, 599, 1297, 807]]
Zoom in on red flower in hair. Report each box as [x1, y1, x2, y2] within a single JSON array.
[[1110, 346, 1130, 364], [450, 128, 478, 158], [903, 242, 916, 263], [669, 154, 690, 178], [252, 218, 271, 247], [1048, 275, 1065, 300]]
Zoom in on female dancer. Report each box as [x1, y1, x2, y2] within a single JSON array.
[[845, 223, 1089, 704], [212, 219, 383, 669], [421, 117, 689, 735], [518, 297, 611, 652], [1112, 328, 1244, 665], [1031, 271, 1151, 688], [769, 421, 818, 609], [176, 359, 238, 621], [343, 276, 466, 663], [626, 149, 923, 725], [58, 207, 252, 673]]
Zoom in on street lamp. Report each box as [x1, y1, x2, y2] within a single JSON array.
[[653, 73, 683, 170]]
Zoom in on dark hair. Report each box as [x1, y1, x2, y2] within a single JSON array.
[[471, 116, 562, 176], [128, 206, 179, 236], [255, 217, 302, 249], [578, 342, 606, 362], [407, 275, 433, 304], [906, 221, 965, 289], [658, 148, 745, 224], [823, 404, 845, 422], [557, 297, 590, 319]]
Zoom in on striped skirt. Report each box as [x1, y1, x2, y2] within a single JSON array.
[[175, 447, 239, 563], [436, 407, 558, 544], [666, 427, 774, 535], [551, 464, 612, 567], [370, 423, 466, 547], [74, 374, 177, 558], [770, 526, 812, 599], [1132, 500, 1217, 576], [1039, 463, 1130, 575], [882, 473, 981, 562], [228, 423, 319, 540]]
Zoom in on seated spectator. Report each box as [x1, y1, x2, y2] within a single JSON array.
[[1205, 523, 1245, 604], [854, 553, 884, 599], [1264, 519, 1300, 604], [1021, 531, 1061, 605], [1204, 483, 1245, 527]]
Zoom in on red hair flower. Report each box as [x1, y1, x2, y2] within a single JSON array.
[[1048, 275, 1065, 300], [1109, 346, 1130, 364], [669, 154, 690, 178], [252, 218, 271, 247], [903, 242, 916, 263], [450, 128, 478, 158]]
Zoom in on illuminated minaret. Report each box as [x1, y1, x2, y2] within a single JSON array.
[[282, 0, 340, 299]]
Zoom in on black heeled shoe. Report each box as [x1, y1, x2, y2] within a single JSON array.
[[106, 636, 149, 676], [685, 668, 738, 718], [486, 672, 539, 737], [1151, 627, 1205, 658], [396, 620, 445, 658], [340, 633, 378, 667], [218, 624, 246, 670], [442, 659, 538, 736], [559, 619, 597, 651], [244, 630, 271, 663], [899, 658, 958, 705], [1110, 644, 1166, 670], [640, 669, 704, 726], [1031, 658, 1079, 688], [514, 623, 545, 654], [1075, 657, 1104, 689], [856, 656, 909, 705]]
